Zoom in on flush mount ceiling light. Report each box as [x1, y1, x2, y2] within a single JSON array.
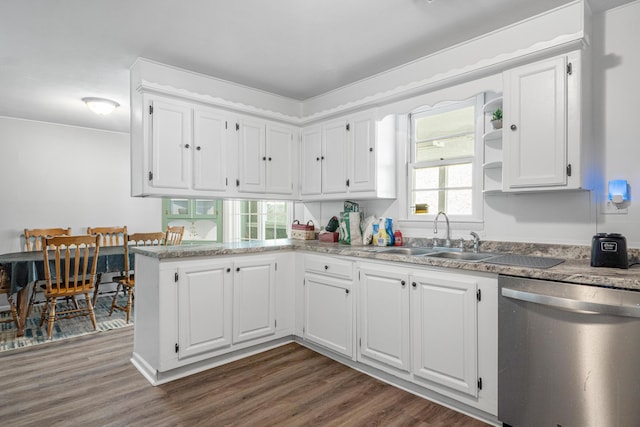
[[82, 97, 120, 115]]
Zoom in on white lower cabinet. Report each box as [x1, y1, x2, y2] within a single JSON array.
[[232, 257, 276, 344], [177, 260, 233, 359], [303, 254, 354, 358], [132, 253, 291, 384], [357, 263, 411, 376], [410, 270, 479, 397], [352, 259, 497, 416]]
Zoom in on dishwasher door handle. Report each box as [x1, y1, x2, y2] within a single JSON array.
[[501, 286, 640, 318]]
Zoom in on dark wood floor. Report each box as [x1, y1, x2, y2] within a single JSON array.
[[0, 327, 490, 426]]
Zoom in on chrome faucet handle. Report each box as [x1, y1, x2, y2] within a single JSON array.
[[458, 238, 465, 251], [432, 237, 440, 248], [470, 231, 481, 253]]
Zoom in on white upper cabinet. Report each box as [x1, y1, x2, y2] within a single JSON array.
[[266, 123, 296, 194], [502, 51, 589, 191], [300, 126, 322, 196], [193, 107, 228, 192], [237, 118, 297, 197], [300, 109, 396, 200], [132, 94, 232, 197], [149, 97, 192, 190], [238, 117, 266, 193], [321, 118, 350, 194]]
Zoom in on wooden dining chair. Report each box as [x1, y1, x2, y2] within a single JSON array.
[[165, 225, 185, 246], [111, 232, 165, 323], [86, 226, 127, 306], [39, 235, 101, 340], [87, 226, 127, 247], [0, 267, 20, 331], [24, 227, 72, 317]]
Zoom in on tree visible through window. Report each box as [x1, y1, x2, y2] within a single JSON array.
[[409, 97, 481, 219]]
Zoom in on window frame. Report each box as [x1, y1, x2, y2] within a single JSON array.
[[407, 95, 484, 223]]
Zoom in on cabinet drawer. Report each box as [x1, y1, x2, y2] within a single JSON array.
[[305, 254, 353, 279]]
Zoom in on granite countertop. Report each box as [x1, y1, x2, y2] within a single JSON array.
[[132, 239, 640, 292]]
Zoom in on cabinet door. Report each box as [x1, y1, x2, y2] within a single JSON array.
[[304, 273, 353, 357], [177, 261, 233, 359], [266, 123, 294, 194], [411, 271, 478, 397], [359, 266, 410, 373], [193, 107, 227, 191], [149, 98, 192, 190], [321, 118, 348, 194], [300, 126, 322, 196], [503, 56, 567, 189], [233, 257, 276, 344], [348, 113, 376, 192], [238, 118, 266, 193]]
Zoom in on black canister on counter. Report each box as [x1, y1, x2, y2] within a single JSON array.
[[590, 233, 629, 269]]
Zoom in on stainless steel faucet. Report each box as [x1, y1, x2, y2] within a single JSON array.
[[433, 211, 451, 247], [470, 231, 481, 253]]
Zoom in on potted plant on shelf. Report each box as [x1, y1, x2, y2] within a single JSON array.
[[491, 108, 503, 130]]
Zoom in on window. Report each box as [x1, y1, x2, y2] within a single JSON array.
[[162, 198, 291, 242], [229, 200, 291, 242], [408, 96, 482, 221]]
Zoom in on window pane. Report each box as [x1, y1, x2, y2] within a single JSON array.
[[413, 163, 472, 190], [194, 200, 215, 216], [169, 199, 189, 215], [415, 134, 474, 163], [412, 190, 439, 214], [415, 106, 474, 140], [446, 163, 472, 188], [413, 167, 440, 189], [446, 189, 473, 215], [414, 105, 474, 163]]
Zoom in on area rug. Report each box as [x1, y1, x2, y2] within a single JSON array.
[[0, 294, 133, 352]]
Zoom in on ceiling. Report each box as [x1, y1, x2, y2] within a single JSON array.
[[0, 0, 629, 133]]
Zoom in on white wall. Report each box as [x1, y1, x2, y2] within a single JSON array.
[[0, 116, 161, 253], [591, 1, 640, 247]]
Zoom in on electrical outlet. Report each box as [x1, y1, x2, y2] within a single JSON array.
[[601, 200, 628, 215]]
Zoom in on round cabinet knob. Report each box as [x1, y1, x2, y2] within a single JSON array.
[[196, 146, 201, 151], [401, 280, 406, 286], [316, 157, 320, 161], [262, 156, 266, 161], [268, 157, 272, 161], [226, 268, 231, 273], [236, 267, 240, 272], [345, 289, 350, 294], [369, 147, 373, 152], [510, 124, 517, 131], [184, 144, 190, 148], [412, 282, 417, 288], [321, 156, 325, 160], [324, 265, 329, 270]]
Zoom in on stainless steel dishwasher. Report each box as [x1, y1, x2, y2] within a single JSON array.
[[498, 275, 640, 427]]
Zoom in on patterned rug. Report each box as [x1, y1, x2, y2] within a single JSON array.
[[0, 294, 133, 352]]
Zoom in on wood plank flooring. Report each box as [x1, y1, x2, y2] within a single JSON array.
[[0, 328, 490, 426]]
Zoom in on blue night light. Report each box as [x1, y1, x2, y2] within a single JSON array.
[[608, 179, 629, 203]]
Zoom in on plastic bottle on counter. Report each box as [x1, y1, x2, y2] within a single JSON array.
[[376, 218, 388, 246], [372, 223, 379, 246], [394, 229, 403, 246]]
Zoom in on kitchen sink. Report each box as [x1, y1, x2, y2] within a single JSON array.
[[375, 247, 435, 256], [424, 251, 497, 262]]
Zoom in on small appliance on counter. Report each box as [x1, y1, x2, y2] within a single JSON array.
[[590, 233, 629, 269]]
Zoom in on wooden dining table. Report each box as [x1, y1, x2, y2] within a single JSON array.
[[0, 246, 132, 336]]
